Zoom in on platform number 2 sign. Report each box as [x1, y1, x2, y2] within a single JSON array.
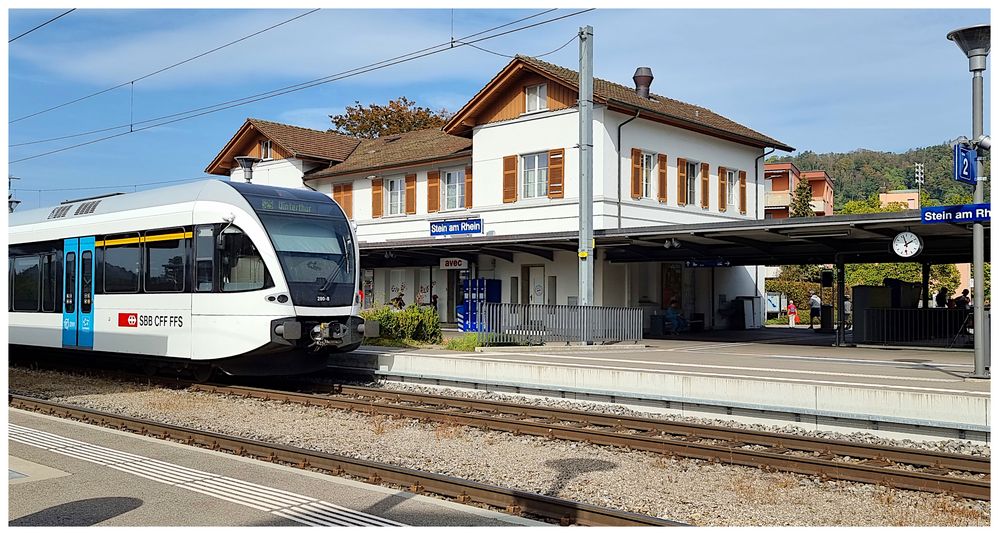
[[954, 144, 977, 185]]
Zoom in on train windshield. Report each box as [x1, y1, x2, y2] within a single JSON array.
[[257, 213, 355, 307]]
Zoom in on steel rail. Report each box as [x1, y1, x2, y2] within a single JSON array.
[[8, 394, 682, 527], [188, 383, 990, 501], [335, 385, 991, 475]]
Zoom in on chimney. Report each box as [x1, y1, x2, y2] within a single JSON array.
[[633, 67, 653, 99]]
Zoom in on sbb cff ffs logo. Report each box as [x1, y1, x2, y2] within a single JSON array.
[[118, 313, 184, 328]]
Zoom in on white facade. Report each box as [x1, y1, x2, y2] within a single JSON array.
[[230, 158, 314, 190]]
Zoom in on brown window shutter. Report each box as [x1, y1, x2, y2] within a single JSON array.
[[700, 162, 710, 209], [718, 167, 727, 212], [371, 178, 383, 218], [465, 165, 473, 208], [677, 158, 687, 205], [547, 149, 564, 199], [657, 154, 668, 203], [502, 155, 518, 203], [405, 173, 417, 214], [427, 171, 440, 213], [342, 183, 353, 219], [630, 148, 642, 199], [739, 170, 747, 214]]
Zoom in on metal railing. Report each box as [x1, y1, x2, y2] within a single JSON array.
[[474, 303, 643, 345], [862, 308, 975, 348]]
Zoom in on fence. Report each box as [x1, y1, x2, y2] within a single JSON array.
[[473, 302, 643, 345], [862, 308, 974, 348]]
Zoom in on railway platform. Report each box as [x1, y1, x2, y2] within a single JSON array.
[[7, 409, 544, 527], [341, 333, 990, 442]]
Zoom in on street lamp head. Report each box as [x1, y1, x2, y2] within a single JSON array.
[[975, 135, 991, 151], [947, 24, 990, 71], [233, 156, 261, 183]]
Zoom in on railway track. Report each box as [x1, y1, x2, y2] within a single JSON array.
[[8, 394, 680, 527], [190, 382, 991, 501]]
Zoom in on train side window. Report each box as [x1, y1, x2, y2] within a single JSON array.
[[41, 253, 58, 312], [104, 233, 141, 293], [144, 229, 186, 293], [65, 252, 76, 313], [220, 226, 266, 292], [194, 225, 215, 292], [12, 256, 41, 312]]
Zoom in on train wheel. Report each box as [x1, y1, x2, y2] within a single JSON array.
[[191, 364, 214, 383]]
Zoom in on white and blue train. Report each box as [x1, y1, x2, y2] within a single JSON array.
[[8, 180, 372, 377]]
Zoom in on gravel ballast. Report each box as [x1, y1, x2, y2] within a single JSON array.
[[8, 368, 990, 527]]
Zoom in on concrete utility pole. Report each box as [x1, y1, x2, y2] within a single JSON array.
[[578, 25, 594, 343], [947, 24, 990, 379]]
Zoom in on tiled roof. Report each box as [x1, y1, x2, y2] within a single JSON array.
[[247, 118, 360, 162], [452, 55, 792, 152], [307, 128, 472, 178]]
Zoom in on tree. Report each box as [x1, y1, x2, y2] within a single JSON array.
[[789, 176, 814, 217], [329, 97, 453, 138]]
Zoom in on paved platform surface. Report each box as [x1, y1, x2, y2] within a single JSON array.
[[343, 335, 990, 437], [8, 409, 543, 527]]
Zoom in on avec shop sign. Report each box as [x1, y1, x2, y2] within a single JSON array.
[[430, 218, 483, 237]]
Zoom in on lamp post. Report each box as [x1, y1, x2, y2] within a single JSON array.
[[8, 175, 21, 213], [946, 24, 990, 379], [234, 156, 261, 184]]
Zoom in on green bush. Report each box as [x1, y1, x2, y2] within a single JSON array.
[[360, 305, 442, 344], [444, 333, 479, 352]]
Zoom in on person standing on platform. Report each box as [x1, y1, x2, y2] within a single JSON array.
[[955, 289, 971, 310], [808, 292, 821, 329], [843, 295, 853, 329], [787, 300, 798, 328], [935, 287, 949, 308]]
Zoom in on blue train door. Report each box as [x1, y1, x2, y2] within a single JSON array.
[[62, 237, 95, 349]]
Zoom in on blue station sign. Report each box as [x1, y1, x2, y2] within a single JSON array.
[[953, 144, 978, 185], [430, 218, 483, 237], [921, 203, 990, 224]]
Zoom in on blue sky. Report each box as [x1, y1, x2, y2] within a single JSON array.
[[6, 7, 992, 210]]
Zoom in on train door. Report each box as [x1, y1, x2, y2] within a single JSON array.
[[62, 237, 95, 349]]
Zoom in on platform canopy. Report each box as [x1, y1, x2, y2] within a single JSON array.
[[359, 211, 988, 267]]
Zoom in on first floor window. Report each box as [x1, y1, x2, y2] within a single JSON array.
[[443, 168, 465, 210], [727, 169, 738, 208], [641, 152, 655, 198], [686, 161, 698, 206], [522, 152, 549, 198], [386, 177, 405, 215]]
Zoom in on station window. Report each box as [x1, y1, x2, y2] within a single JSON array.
[[686, 161, 698, 207], [12, 256, 40, 312], [219, 225, 266, 292], [195, 225, 215, 292], [641, 152, 655, 199], [386, 177, 405, 216], [522, 152, 549, 199], [104, 233, 141, 293], [727, 169, 738, 208], [145, 229, 187, 293], [525, 83, 548, 113], [442, 168, 465, 210]]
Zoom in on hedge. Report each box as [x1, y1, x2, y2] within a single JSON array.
[[360, 305, 443, 344]]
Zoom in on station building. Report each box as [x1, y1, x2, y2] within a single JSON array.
[[206, 55, 794, 328]]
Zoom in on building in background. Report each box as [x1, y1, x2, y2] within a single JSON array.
[[879, 189, 920, 210], [763, 163, 834, 218]]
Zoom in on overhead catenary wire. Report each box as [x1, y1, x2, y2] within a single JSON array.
[[11, 8, 561, 148], [455, 33, 579, 60], [9, 8, 321, 124], [10, 8, 593, 164], [8, 9, 75, 43]]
